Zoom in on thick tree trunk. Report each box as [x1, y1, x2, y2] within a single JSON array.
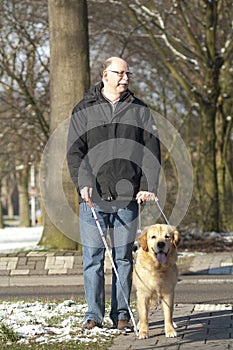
[[39, 0, 90, 249], [215, 106, 227, 231], [195, 1, 222, 232], [199, 107, 219, 232], [215, 61, 233, 231]]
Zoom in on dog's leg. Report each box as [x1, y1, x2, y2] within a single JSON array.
[[161, 293, 177, 337], [136, 291, 150, 339]]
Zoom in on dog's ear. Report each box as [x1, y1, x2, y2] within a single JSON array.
[[172, 229, 180, 248], [139, 227, 148, 251]]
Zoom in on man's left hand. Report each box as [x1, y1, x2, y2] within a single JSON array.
[[136, 191, 157, 202]]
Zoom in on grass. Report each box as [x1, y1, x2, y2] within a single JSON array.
[[0, 341, 113, 349], [0, 299, 122, 350], [0, 324, 20, 343], [0, 324, 114, 350]]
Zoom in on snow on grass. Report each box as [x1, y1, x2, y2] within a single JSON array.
[[0, 300, 121, 345], [0, 226, 43, 253]]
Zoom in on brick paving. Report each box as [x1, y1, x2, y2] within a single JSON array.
[[108, 252, 233, 350], [109, 303, 233, 349], [0, 250, 115, 277], [0, 251, 232, 277], [0, 251, 83, 276]]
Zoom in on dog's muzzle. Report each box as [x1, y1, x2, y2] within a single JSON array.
[[152, 242, 168, 264]]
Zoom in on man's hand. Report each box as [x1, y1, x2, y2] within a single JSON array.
[[80, 187, 93, 202], [136, 191, 157, 202]]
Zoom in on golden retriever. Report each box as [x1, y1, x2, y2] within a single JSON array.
[[133, 224, 180, 339]]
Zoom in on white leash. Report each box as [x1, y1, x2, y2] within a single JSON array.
[[137, 197, 170, 234], [154, 197, 170, 225], [135, 199, 142, 250], [88, 198, 139, 336], [137, 198, 142, 235]]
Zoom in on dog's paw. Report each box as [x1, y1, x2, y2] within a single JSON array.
[[165, 329, 177, 338], [165, 327, 177, 338], [138, 330, 149, 339], [137, 325, 149, 339]]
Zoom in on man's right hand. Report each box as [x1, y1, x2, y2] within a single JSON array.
[[80, 187, 93, 201]]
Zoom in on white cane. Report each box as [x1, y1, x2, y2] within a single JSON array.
[[88, 198, 139, 336]]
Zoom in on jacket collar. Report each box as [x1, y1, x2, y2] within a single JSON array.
[[84, 81, 135, 104]]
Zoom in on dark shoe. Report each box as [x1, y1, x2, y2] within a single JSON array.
[[117, 320, 133, 332], [82, 319, 102, 330]]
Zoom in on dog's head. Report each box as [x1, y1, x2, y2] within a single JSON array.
[[138, 224, 180, 265]]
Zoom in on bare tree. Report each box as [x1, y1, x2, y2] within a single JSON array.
[[125, 0, 233, 232], [1, 0, 232, 234], [88, 0, 233, 232], [0, 0, 49, 226]]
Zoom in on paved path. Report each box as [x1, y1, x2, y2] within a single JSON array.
[[109, 252, 233, 350], [0, 251, 232, 278], [0, 251, 232, 349], [109, 303, 233, 349], [0, 250, 113, 287]]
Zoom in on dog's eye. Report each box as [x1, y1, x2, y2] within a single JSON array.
[[151, 235, 156, 239], [165, 234, 170, 239]]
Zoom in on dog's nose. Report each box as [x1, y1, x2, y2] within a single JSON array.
[[157, 241, 165, 250]]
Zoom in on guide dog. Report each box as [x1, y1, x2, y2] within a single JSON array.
[[133, 224, 180, 339]]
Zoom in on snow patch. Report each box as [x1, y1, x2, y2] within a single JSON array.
[[0, 300, 120, 345]]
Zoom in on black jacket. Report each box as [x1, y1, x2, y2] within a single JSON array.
[[67, 82, 161, 207]]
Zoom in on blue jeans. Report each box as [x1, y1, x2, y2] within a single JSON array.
[[79, 201, 138, 325]]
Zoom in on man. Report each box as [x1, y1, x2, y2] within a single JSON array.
[[67, 57, 161, 330]]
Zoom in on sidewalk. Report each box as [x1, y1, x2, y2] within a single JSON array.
[[109, 303, 233, 350], [109, 251, 233, 350], [0, 250, 232, 349], [0, 250, 232, 285], [0, 250, 113, 287]]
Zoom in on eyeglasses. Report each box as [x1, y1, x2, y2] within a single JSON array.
[[107, 70, 133, 78]]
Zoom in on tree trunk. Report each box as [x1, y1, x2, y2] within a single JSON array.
[[7, 193, 14, 218], [215, 60, 233, 231], [0, 183, 3, 228], [39, 0, 90, 249], [199, 107, 219, 232], [16, 166, 30, 227]]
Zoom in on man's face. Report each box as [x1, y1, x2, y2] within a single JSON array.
[[103, 60, 132, 94]]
